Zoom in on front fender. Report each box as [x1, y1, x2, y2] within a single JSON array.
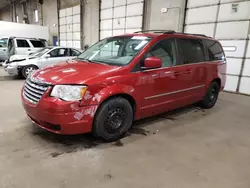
[[80, 84, 136, 106]]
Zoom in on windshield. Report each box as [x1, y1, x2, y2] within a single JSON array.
[[31, 47, 52, 57], [0, 38, 8, 48], [77, 36, 152, 66]]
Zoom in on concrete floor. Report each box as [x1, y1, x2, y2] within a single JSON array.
[[1, 67, 250, 188]]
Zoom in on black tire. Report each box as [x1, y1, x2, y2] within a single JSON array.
[[22, 65, 38, 78], [93, 97, 133, 141], [200, 82, 220, 109]]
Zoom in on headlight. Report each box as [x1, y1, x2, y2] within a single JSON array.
[[8, 62, 17, 67], [51, 85, 87, 101]]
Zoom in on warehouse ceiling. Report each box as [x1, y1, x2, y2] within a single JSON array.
[[0, 0, 11, 10]]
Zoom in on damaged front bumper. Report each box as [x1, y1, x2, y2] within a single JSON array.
[[21, 89, 98, 135], [5, 65, 18, 75]]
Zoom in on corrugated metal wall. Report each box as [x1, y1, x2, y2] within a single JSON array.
[[184, 0, 250, 95]]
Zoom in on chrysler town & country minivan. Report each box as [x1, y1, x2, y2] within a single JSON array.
[[21, 30, 227, 141]]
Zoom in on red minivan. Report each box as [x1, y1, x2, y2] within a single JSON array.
[[21, 31, 226, 141]]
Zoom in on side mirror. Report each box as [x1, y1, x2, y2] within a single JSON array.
[[44, 54, 50, 58], [142, 57, 162, 70]]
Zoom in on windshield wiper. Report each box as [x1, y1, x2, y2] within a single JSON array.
[[76, 57, 109, 66], [76, 58, 93, 62]]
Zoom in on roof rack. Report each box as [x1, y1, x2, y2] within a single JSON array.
[[134, 30, 175, 34], [134, 30, 211, 38], [177, 32, 209, 37]]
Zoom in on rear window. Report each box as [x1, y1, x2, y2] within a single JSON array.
[[204, 40, 225, 61], [30, 40, 45, 48], [178, 38, 205, 64], [16, 39, 30, 47]]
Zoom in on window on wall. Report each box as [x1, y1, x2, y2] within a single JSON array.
[[178, 39, 205, 64], [34, 10, 39, 22], [204, 40, 225, 61]]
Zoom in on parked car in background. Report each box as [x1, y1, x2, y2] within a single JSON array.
[[0, 37, 48, 64], [21, 30, 226, 141], [4, 46, 82, 78], [7, 37, 48, 58]]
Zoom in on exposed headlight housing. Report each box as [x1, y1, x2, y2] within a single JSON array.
[[8, 62, 17, 68], [51, 85, 87, 101]]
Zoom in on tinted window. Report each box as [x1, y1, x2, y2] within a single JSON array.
[[70, 49, 81, 56], [30, 40, 45, 48], [204, 40, 225, 61], [16, 39, 30, 47], [49, 48, 68, 57], [0, 38, 8, 48], [145, 39, 176, 68], [178, 39, 205, 64]]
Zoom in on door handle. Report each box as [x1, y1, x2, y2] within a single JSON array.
[[27, 49, 31, 51], [3, 49, 6, 51], [184, 69, 192, 75]]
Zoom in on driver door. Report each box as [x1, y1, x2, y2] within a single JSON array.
[[41, 48, 70, 68]]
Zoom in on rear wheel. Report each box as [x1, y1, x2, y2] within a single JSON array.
[[200, 82, 220, 109], [93, 97, 133, 141], [22, 65, 38, 78]]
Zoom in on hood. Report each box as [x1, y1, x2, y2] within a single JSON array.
[[10, 54, 38, 62], [9, 54, 28, 62], [31, 59, 121, 85]]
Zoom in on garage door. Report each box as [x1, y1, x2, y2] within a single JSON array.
[[100, 0, 144, 40], [184, 0, 250, 95], [59, 5, 81, 49]]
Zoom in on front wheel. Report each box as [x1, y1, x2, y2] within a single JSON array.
[[93, 97, 133, 141], [200, 82, 220, 109], [22, 65, 38, 78]]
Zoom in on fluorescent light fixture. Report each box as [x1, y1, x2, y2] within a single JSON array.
[[34, 9, 38, 22]]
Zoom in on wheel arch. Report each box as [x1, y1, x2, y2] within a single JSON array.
[[212, 78, 221, 87], [96, 93, 137, 118]]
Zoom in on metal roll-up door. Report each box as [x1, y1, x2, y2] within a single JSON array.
[[100, 0, 144, 40], [184, 0, 250, 95], [59, 5, 81, 49]]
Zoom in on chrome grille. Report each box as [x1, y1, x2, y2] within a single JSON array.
[[23, 79, 49, 104]]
